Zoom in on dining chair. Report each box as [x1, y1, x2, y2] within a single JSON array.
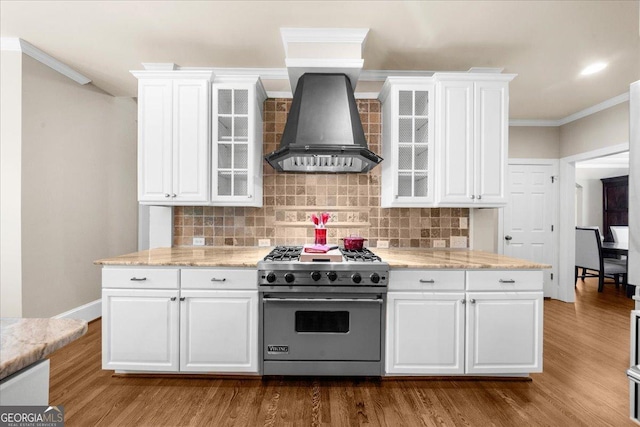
[[611, 226, 629, 244], [575, 227, 627, 292]]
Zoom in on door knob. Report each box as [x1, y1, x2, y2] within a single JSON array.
[[505, 235, 513, 241]]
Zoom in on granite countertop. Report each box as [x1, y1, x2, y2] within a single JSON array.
[[94, 246, 273, 267], [0, 318, 88, 380], [95, 246, 549, 269]]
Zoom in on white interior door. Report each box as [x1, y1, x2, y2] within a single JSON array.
[[503, 164, 556, 297]]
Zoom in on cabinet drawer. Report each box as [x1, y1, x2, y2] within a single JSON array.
[[102, 268, 179, 289], [466, 270, 543, 291], [389, 270, 465, 291], [181, 268, 257, 290]]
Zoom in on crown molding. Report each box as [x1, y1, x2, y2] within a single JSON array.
[[142, 63, 177, 71], [556, 92, 630, 126], [130, 70, 215, 80], [0, 37, 91, 85], [510, 92, 630, 127]]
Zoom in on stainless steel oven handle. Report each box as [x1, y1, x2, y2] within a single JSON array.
[[262, 297, 383, 304]]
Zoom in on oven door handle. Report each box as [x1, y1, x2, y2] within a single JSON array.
[[262, 297, 383, 304]]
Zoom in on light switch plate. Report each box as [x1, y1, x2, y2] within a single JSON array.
[[433, 239, 446, 248], [377, 240, 389, 248], [258, 239, 271, 247], [192, 237, 205, 246], [450, 236, 468, 248]]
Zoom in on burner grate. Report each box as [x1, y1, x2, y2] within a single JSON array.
[[340, 248, 382, 262], [264, 246, 303, 261]]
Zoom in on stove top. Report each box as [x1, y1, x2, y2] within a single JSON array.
[[258, 246, 388, 289], [262, 246, 382, 263]]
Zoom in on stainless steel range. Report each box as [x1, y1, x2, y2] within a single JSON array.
[[258, 246, 389, 376]]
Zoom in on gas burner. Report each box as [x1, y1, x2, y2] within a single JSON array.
[[340, 248, 382, 263], [263, 246, 302, 262]]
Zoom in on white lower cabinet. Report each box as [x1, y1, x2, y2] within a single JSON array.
[[102, 288, 180, 371], [386, 269, 543, 376], [102, 267, 259, 374], [465, 291, 543, 374], [180, 290, 258, 372], [386, 292, 465, 374]]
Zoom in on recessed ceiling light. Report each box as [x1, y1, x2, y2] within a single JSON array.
[[580, 62, 608, 76]]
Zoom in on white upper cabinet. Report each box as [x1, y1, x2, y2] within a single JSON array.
[[379, 78, 436, 207], [134, 71, 213, 205], [211, 77, 266, 207], [435, 74, 514, 206]]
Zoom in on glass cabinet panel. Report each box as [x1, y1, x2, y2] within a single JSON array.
[[215, 88, 250, 197], [395, 88, 431, 199]]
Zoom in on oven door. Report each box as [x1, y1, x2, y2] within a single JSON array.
[[262, 295, 382, 361]]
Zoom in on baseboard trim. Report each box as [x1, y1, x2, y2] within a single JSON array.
[[53, 299, 101, 322]]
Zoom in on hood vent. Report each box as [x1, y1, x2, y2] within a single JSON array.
[[265, 73, 382, 173]]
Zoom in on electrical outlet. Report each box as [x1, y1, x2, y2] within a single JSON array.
[[433, 239, 446, 248], [377, 240, 389, 248], [192, 237, 205, 246], [459, 217, 468, 229], [450, 236, 468, 248], [258, 239, 271, 247]]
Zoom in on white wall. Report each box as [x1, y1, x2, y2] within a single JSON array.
[[0, 51, 23, 317], [1, 53, 138, 317], [509, 126, 561, 159], [575, 167, 629, 229]]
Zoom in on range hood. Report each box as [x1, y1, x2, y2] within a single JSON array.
[[264, 73, 382, 173]]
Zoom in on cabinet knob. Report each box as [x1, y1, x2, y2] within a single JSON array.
[[171, 194, 177, 198], [395, 195, 399, 199], [164, 194, 170, 198], [477, 195, 482, 200], [461, 299, 466, 304], [470, 195, 475, 200], [248, 195, 252, 198], [470, 299, 476, 304], [170, 297, 177, 301], [180, 297, 185, 301]]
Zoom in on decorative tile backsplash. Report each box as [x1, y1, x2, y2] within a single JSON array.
[[173, 99, 469, 248]]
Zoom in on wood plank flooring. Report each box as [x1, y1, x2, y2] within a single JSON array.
[[48, 278, 636, 426]]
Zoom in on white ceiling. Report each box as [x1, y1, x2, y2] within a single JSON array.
[[1, 1, 638, 120]]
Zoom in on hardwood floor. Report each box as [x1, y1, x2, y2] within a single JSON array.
[[49, 278, 636, 426]]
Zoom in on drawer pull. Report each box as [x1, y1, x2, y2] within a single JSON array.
[[419, 279, 435, 284], [499, 279, 516, 284], [130, 277, 147, 281], [180, 297, 185, 301], [211, 278, 227, 282]]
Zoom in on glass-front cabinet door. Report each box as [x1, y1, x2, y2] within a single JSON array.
[[211, 79, 265, 206], [379, 79, 435, 207]]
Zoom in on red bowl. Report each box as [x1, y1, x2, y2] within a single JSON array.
[[341, 236, 367, 250]]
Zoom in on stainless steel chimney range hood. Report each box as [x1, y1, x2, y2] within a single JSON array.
[[264, 73, 382, 173]]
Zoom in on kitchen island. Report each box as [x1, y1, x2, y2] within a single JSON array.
[[96, 246, 548, 378]]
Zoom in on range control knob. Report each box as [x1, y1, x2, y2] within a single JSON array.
[[284, 273, 295, 283], [351, 273, 362, 284], [311, 271, 322, 281], [327, 271, 338, 282], [370, 273, 381, 284], [266, 272, 277, 283]]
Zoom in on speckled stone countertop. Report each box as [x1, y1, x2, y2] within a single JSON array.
[[374, 248, 550, 269], [95, 246, 273, 267], [95, 246, 549, 269], [0, 318, 88, 380]]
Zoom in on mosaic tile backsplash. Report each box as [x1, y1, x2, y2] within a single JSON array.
[[173, 99, 469, 248]]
